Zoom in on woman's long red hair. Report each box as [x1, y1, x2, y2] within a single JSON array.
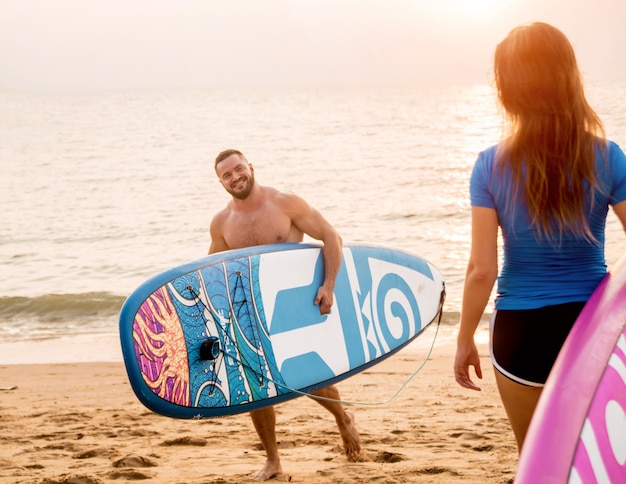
[[494, 22, 606, 242]]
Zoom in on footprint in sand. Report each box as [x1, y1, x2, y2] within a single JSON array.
[[416, 466, 461, 477], [449, 430, 494, 452], [73, 447, 119, 459], [108, 469, 154, 481], [471, 444, 494, 452], [159, 436, 207, 447], [374, 451, 406, 463], [112, 455, 158, 468], [38, 473, 104, 484], [449, 431, 484, 440]]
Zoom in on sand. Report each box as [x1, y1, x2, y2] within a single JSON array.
[[0, 339, 518, 484]]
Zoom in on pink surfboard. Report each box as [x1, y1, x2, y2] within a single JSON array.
[[515, 255, 626, 483]]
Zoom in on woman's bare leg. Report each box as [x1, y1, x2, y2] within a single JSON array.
[[494, 368, 543, 453]]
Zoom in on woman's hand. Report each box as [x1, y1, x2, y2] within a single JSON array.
[[454, 340, 483, 391]]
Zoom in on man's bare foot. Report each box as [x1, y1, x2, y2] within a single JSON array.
[[250, 459, 283, 481], [339, 411, 361, 461]]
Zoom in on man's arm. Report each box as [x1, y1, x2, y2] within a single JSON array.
[[283, 193, 343, 315], [313, 220, 342, 315], [208, 212, 230, 254]]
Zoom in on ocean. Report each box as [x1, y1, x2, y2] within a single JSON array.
[[1, 82, 625, 364]]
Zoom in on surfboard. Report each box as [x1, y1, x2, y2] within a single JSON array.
[[515, 254, 626, 483], [119, 242, 445, 419]]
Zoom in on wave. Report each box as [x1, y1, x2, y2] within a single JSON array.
[[0, 292, 461, 325], [0, 291, 461, 346], [0, 292, 127, 323]]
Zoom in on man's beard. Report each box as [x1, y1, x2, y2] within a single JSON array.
[[226, 173, 255, 200]]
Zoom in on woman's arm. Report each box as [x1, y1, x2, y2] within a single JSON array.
[[454, 206, 499, 391]]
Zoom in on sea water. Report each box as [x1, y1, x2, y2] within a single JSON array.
[[1, 82, 625, 363]]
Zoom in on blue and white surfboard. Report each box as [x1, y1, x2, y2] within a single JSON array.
[[119, 242, 445, 419]]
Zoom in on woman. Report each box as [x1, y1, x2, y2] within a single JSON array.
[[454, 22, 626, 453]]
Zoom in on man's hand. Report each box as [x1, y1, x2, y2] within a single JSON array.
[[314, 285, 334, 315]]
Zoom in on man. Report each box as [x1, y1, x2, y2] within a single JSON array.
[[209, 149, 362, 481]]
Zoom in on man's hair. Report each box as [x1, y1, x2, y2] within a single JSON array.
[[215, 149, 247, 171]]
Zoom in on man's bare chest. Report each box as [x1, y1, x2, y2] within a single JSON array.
[[223, 209, 293, 248]]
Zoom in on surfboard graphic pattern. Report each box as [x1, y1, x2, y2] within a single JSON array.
[[569, 329, 626, 482], [120, 243, 445, 418]]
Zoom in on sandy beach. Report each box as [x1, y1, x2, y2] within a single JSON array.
[[0, 335, 518, 484]]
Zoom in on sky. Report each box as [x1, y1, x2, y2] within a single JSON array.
[[1, 0, 625, 91]]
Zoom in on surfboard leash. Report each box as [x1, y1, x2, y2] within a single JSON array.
[[190, 278, 446, 407], [257, 281, 447, 406], [215, 305, 443, 408]]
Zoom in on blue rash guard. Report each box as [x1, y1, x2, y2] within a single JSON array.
[[470, 140, 626, 310]]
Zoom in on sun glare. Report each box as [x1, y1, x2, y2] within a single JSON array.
[[418, 0, 514, 21]]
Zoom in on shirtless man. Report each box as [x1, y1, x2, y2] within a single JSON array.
[[208, 149, 362, 481]]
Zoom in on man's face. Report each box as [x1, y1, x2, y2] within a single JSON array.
[[216, 154, 255, 200]]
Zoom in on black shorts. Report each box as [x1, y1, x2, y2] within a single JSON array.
[[490, 301, 586, 387]]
